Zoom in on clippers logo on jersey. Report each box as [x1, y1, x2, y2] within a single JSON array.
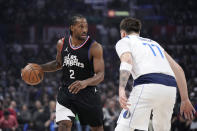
[[64, 47, 68, 52], [63, 53, 84, 68], [123, 110, 131, 119]]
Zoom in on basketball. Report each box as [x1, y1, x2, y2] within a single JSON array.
[[21, 63, 44, 85]]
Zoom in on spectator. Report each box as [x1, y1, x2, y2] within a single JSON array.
[[44, 100, 57, 131], [173, 115, 191, 131], [190, 113, 197, 131], [0, 110, 18, 130], [32, 100, 48, 131], [7, 101, 17, 118], [18, 104, 31, 129], [103, 99, 119, 131], [0, 100, 3, 119]]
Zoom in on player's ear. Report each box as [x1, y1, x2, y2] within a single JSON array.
[[121, 30, 127, 38], [70, 25, 74, 32]]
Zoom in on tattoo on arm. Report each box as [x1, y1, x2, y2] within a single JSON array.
[[41, 60, 61, 72], [119, 70, 130, 88]]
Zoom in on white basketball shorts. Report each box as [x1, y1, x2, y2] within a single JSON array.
[[115, 84, 176, 131], [56, 101, 75, 123]]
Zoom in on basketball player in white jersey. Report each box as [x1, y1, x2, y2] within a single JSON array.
[[115, 17, 196, 131]]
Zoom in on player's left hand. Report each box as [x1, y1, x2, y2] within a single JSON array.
[[68, 80, 88, 94], [180, 99, 196, 120]]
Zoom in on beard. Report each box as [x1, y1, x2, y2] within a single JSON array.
[[76, 33, 87, 41], [77, 36, 86, 40]]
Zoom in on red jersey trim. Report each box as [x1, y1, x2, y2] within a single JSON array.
[[69, 35, 90, 50]]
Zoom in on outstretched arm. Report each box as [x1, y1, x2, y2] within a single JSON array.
[[165, 51, 196, 120], [68, 42, 104, 94], [40, 39, 63, 72]]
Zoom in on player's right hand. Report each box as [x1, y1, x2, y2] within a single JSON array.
[[119, 87, 130, 110], [68, 80, 87, 94], [180, 99, 196, 120]]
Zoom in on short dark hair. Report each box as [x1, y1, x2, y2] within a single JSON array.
[[120, 17, 142, 34], [69, 14, 86, 35], [4, 110, 10, 116]]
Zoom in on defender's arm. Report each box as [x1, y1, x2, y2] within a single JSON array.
[[165, 51, 196, 120], [118, 52, 132, 109]]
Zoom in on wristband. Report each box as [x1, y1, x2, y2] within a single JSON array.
[[120, 62, 132, 73]]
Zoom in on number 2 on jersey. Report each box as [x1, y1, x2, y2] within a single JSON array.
[[143, 43, 164, 58], [69, 70, 75, 79]]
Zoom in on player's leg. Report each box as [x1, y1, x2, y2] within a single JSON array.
[[152, 102, 175, 130], [56, 101, 75, 131], [90, 125, 104, 131], [79, 106, 104, 131], [58, 120, 72, 131], [75, 91, 104, 131], [115, 85, 152, 130], [152, 104, 175, 130], [152, 86, 176, 130]]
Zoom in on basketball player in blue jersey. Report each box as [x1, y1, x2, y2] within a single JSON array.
[[115, 17, 196, 131], [39, 14, 104, 131]]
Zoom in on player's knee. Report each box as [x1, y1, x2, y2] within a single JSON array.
[[90, 125, 103, 131], [58, 120, 72, 128]]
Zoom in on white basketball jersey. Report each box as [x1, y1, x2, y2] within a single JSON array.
[[115, 35, 175, 79]]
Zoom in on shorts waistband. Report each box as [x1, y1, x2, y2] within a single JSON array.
[[133, 73, 177, 87]]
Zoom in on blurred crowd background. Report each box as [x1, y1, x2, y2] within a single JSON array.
[[0, 0, 197, 131]]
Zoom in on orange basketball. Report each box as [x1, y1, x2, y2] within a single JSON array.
[[21, 63, 44, 85]]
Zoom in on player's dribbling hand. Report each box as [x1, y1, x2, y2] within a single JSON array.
[[180, 99, 196, 120], [119, 87, 130, 110], [68, 80, 87, 94]]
